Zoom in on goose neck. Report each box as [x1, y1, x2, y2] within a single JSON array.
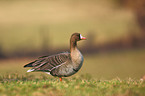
[[70, 39, 77, 51]]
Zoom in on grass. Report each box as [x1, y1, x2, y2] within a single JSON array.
[[0, 48, 145, 79], [0, 1, 144, 95], [0, 73, 145, 96], [0, 48, 145, 95], [83, 48, 145, 79]]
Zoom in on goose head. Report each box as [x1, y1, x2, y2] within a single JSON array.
[[70, 33, 86, 50], [71, 33, 86, 42]]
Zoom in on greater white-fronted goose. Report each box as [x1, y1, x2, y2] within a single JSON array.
[[24, 33, 86, 81]]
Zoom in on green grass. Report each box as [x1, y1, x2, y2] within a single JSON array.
[[0, 48, 145, 79], [0, 73, 145, 96], [83, 48, 145, 79], [0, 1, 144, 95], [0, 48, 145, 95]]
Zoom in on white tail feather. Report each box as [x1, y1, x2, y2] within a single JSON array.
[[45, 72, 50, 75]]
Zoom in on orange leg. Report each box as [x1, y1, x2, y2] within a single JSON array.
[[59, 77, 62, 82]]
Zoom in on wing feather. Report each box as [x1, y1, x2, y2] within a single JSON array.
[[24, 52, 70, 72]]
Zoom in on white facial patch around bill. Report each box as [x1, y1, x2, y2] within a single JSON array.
[[80, 34, 83, 39]]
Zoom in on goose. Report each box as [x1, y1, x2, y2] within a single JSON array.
[[24, 33, 86, 81]]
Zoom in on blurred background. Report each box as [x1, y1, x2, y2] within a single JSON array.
[[0, 0, 145, 80]]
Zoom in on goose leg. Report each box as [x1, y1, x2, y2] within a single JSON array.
[[59, 77, 62, 82]]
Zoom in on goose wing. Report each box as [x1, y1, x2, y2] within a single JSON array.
[[24, 52, 70, 72]]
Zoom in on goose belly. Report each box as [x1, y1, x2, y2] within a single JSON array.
[[50, 63, 82, 77]]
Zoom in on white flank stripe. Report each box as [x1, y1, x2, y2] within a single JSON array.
[[50, 62, 66, 71], [27, 69, 35, 72]]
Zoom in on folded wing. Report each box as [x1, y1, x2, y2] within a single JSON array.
[[24, 52, 70, 72]]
